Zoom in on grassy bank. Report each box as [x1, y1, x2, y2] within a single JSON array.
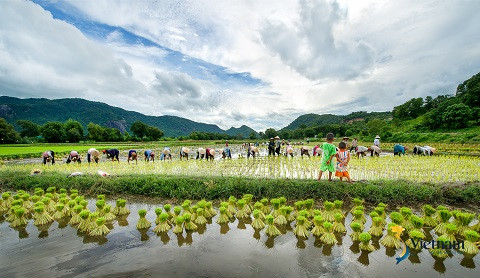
[[1, 170, 479, 205]]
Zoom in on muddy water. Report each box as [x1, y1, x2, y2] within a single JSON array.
[[0, 201, 478, 278]]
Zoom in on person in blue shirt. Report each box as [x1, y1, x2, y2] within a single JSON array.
[[393, 144, 408, 156], [103, 149, 120, 162], [127, 150, 138, 164], [144, 149, 155, 162]]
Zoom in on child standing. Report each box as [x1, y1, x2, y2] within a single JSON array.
[[335, 141, 351, 183], [318, 133, 337, 181]]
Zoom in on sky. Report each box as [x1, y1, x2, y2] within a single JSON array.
[[1, 0, 479, 131]]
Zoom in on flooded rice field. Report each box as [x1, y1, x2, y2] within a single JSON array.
[[0, 199, 478, 278]]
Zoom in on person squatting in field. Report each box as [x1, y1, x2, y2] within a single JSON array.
[[66, 150, 81, 164], [87, 148, 100, 163], [300, 146, 310, 158], [318, 133, 337, 181], [42, 150, 55, 165], [103, 148, 120, 162], [127, 150, 138, 164], [179, 147, 189, 160], [144, 149, 155, 162]]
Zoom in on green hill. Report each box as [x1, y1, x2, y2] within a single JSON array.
[[282, 111, 391, 130]]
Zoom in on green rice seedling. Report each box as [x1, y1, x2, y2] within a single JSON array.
[[219, 202, 232, 219], [322, 201, 335, 222], [53, 204, 65, 220], [460, 230, 479, 255], [11, 207, 27, 228], [59, 188, 67, 194], [87, 212, 99, 232], [311, 215, 324, 237], [285, 206, 294, 222], [406, 230, 425, 250], [163, 204, 174, 220], [217, 206, 230, 224], [253, 202, 265, 219], [243, 194, 254, 214], [189, 205, 197, 221], [334, 200, 343, 215], [182, 200, 193, 215], [350, 222, 363, 241], [293, 216, 309, 238], [374, 206, 386, 223], [260, 198, 271, 215], [66, 200, 76, 217], [74, 196, 84, 205], [70, 193, 78, 200], [304, 199, 314, 218], [352, 209, 366, 225], [320, 222, 337, 245], [442, 223, 457, 243], [174, 206, 182, 217], [112, 199, 122, 215], [31, 195, 41, 205], [434, 210, 452, 235], [422, 205, 437, 227], [97, 194, 105, 201], [369, 217, 384, 237], [33, 205, 53, 226], [0, 199, 6, 214], [69, 205, 83, 225], [153, 213, 171, 234], [410, 215, 425, 236], [206, 201, 217, 217], [42, 197, 55, 213], [313, 209, 322, 217], [359, 232, 376, 252], [77, 210, 91, 232], [265, 214, 281, 237], [236, 199, 249, 219], [32, 201, 43, 219], [278, 196, 287, 207], [136, 209, 151, 230], [333, 213, 346, 233], [80, 200, 88, 210], [6, 205, 20, 222], [197, 201, 211, 218], [21, 194, 32, 211], [429, 236, 449, 259], [451, 210, 461, 226], [369, 211, 379, 220], [457, 212, 475, 236], [251, 209, 265, 230], [227, 196, 237, 216], [59, 193, 68, 201], [1, 192, 12, 208], [351, 198, 364, 213], [390, 212, 404, 226], [194, 208, 207, 225], [293, 201, 304, 218], [274, 206, 288, 226], [90, 217, 110, 236], [34, 188, 44, 196], [183, 213, 197, 231], [377, 202, 387, 209], [70, 189, 78, 195], [155, 208, 163, 225], [380, 223, 402, 249], [95, 200, 106, 217], [298, 210, 312, 228], [46, 187, 56, 196], [103, 205, 115, 221], [173, 216, 184, 234], [117, 199, 130, 216], [400, 207, 414, 231], [271, 198, 281, 217]]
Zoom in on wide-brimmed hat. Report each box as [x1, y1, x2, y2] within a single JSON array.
[[274, 136, 280, 139], [375, 135, 380, 139], [198, 148, 206, 155], [269, 138, 274, 140], [162, 149, 170, 155], [209, 149, 216, 156], [182, 147, 190, 153], [252, 147, 259, 153], [91, 150, 100, 157], [287, 147, 293, 153]]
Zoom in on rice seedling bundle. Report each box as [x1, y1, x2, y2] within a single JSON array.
[[459, 230, 479, 255], [352, 209, 366, 225], [322, 201, 335, 222], [473, 214, 480, 232], [285, 206, 294, 222], [227, 196, 237, 216], [90, 217, 110, 236], [400, 207, 414, 231], [206, 201, 217, 217], [350, 198, 364, 213], [235, 199, 249, 219], [368, 217, 384, 237], [10, 207, 27, 228], [242, 194, 253, 214], [442, 223, 457, 242], [34, 205, 54, 226], [253, 202, 265, 219], [95, 200, 106, 217], [103, 205, 115, 221], [53, 204, 65, 220], [332, 212, 346, 233], [153, 212, 171, 234], [77, 210, 91, 232], [6, 205, 19, 222], [87, 212, 99, 232], [41, 197, 55, 213], [274, 206, 288, 226], [334, 200, 343, 216], [298, 210, 312, 228], [380, 224, 402, 249], [350, 221, 363, 241], [97, 194, 105, 201], [293, 201, 304, 218], [182, 200, 193, 215], [163, 204, 174, 220], [173, 216, 184, 234], [456, 212, 475, 236], [2, 192, 12, 209], [271, 198, 281, 217], [80, 200, 88, 210], [293, 216, 309, 238], [31, 195, 40, 204], [434, 210, 452, 235], [136, 209, 151, 230], [429, 235, 449, 259], [154, 208, 163, 225], [69, 205, 84, 225], [265, 214, 281, 237], [422, 204, 437, 227], [410, 215, 425, 236], [389, 212, 404, 226], [260, 198, 271, 215], [374, 206, 386, 223], [320, 221, 337, 245], [66, 200, 76, 217], [304, 199, 315, 218], [21, 194, 32, 211], [34, 188, 44, 197], [183, 213, 198, 231], [194, 208, 207, 225], [251, 209, 265, 230], [217, 206, 230, 224], [311, 215, 324, 237], [114, 199, 130, 216], [405, 230, 425, 250], [359, 232, 376, 252]]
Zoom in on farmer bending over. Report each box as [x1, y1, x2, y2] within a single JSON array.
[[196, 148, 206, 159], [222, 147, 232, 159], [205, 148, 216, 161], [300, 146, 310, 158], [66, 150, 81, 164], [42, 150, 55, 165], [87, 148, 100, 163], [128, 150, 138, 164], [160, 147, 172, 160], [103, 149, 120, 162], [180, 147, 189, 160], [355, 146, 368, 158], [144, 149, 155, 162], [393, 144, 408, 156]]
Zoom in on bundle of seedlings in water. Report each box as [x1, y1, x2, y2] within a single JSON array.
[[311, 215, 324, 237], [352, 209, 366, 226], [190, 205, 198, 221], [155, 208, 163, 225], [460, 230, 479, 255], [235, 199, 249, 219], [251, 209, 265, 230], [194, 208, 207, 225], [173, 216, 184, 234], [333, 213, 346, 233], [422, 204, 438, 227], [220, 202, 232, 219], [97, 194, 105, 201], [1, 192, 12, 208], [11, 207, 28, 227], [206, 202, 217, 217], [333, 200, 343, 215], [350, 221, 363, 241], [113, 199, 122, 215], [299, 210, 312, 228], [304, 199, 315, 218], [46, 187, 57, 200], [153, 213, 171, 234], [434, 210, 452, 235], [198, 201, 211, 218], [69, 205, 84, 225], [77, 210, 91, 232], [450, 210, 461, 226], [271, 199, 281, 217], [473, 214, 480, 232], [285, 206, 294, 222], [405, 230, 425, 250], [6, 205, 20, 222], [243, 194, 254, 214], [217, 206, 230, 224], [163, 204, 174, 221], [278, 196, 287, 207], [74, 196, 84, 205], [136, 209, 151, 230], [21, 194, 32, 211], [87, 212, 99, 233], [389, 212, 404, 226], [53, 204, 65, 220], [456, 212, 475, 236], [265, 214, 281, 237], [429, 236, 449, 259], [380, 223, 402, 249], [34, 188, 44, 197], [227, 196, 237, 216], [433, 205, 447, 222], [34, 205, 54, 226], [274, 206, 288, 226], [293, 201, 304, 218], [183, 213, 198, 231], [322, 201, 335, 222], [260, 198, 271, 215], [102, 205, 115, 221], [32, 201, 43, 219], [320, 221, 337, 245], [368, 217, 385, 237], [80, 200, 88, 210], [442, 223, 457, 242], [31, 195, 41, 206], [95, 200, 106, 217], [374, 207, 386, 225], [66, 200, 76, 217], [350, 198, 364, 213], [90, 217, 110, 236], [182, 200, 193, 215], [116, 199, 130, 216], [294, 216, 309, 238], [359, 232, 376, 251], [410, 215, 425, 237], [42, 197, 55, 213], [253, 202, 265, 219], [399, 207, 414, 231], [174, 206, 182, 218]]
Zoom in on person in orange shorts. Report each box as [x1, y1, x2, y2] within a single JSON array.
[[335, 141, 351, 183]]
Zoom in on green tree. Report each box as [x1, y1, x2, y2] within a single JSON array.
[[145, 126, 164, 141], [366, 119, 386, 136], [87, 123, 105, 141], [41, 122, 66, 143], [16, 120, 40, 137], [249, 131, 257, 140], [441, 103, 472, 129], [105, 127, 123, 142], [130, 121, 147, 139], [264, 128, 277, 139], [392, 97, 425, 120], [64, 119, 84, 142], [0, 118, 20, 143], [457, 72, 480, 107]]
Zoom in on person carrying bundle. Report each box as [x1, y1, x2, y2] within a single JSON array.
[[205, 148, 216, 161], [179, 147, 189, 160], [127, 150, 138, 164], [393, 144, 408, 156], [222, 147, 232, 159], [300, 146, 310, 158], [144, 149, 155, 162], [160, 147, 172, 160], [66, 150, 81, 164], [87, 148, 100, 163], [42, 150, 55, 165], [103, 149, 120, 162]]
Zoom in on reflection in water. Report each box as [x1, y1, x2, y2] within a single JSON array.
[[197, 224, 206, 235], [139, 228, 150, 242], [117, 216, 129, 227], [220, 223, 230, 235], [408, 250, 421, 264], [253, 229, 261, 240], [296, 236, 306, 249], [358, 251, 370, 266], [175, 233, 185, 246], [0, 214, 5, 223], [14, 226, 29, 239], [314, 237, 323, 249], [371, 237, 381, 250], [37, 222, 53, 238], [159, 232, 170, 245], [185, 231, 193, 245], [350, 242, 360, 254], [385, 247, 396, 257], [105, 222, 114, 230], [83, 235, 108, 245], [237, 220, 247, 230], [278, 225, 288, 235], [335, 233, 343, 245], [460, 255, 475, 269], [424, 228, 433, 241], [57, 218, 70, 229], [265, 236, 275, 249], [322, 244, 332, 256], [433, 258, 446, 274]]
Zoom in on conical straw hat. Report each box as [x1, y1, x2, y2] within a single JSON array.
[[209, 149, 216, 156], [182, 147, 190, 153], [198, 148, 206, 154]]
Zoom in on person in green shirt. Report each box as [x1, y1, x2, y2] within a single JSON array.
[[318, 133, 337, 181]]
